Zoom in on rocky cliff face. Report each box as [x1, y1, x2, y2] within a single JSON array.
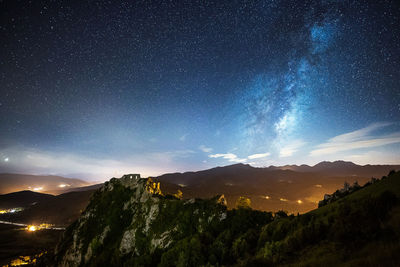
[[54, 175, 228, 266]]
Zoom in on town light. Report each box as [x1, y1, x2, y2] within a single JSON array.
[[27, 225, 37, 232]]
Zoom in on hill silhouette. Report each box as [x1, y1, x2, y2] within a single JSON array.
[[0, 190, 54, 209], [0, 190, 94, 226], [0, 173, 90, 195]]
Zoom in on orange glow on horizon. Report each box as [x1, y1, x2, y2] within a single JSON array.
[[32, 187, 43, 191]]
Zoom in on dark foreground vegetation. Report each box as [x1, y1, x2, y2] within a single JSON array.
[[51, 171, 400, 267]]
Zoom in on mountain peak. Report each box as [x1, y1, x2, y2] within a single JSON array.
[[224, 163, 253, 169], [314, 160, 358, 169]]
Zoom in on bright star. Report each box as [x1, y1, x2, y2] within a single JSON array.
[[4, 157, 9, 162]]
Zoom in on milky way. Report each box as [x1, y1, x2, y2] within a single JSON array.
[[238, 2, 342, 155], [0, 1, 399, 179]]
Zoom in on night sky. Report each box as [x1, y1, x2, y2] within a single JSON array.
[[1, 0, 399, 180]]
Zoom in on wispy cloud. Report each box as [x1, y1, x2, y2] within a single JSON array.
[[279, 140, 306, 157], [248, 152, 270, 159], [310, 123, 400, 156], [209, 153, 247, 163], [328, 122, 391, 143], [199, 145, 213, 153], [209, 151, 271, 163]]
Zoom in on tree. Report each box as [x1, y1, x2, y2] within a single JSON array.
[[353, 181, 361, 189], [274, 210, 288, 219], [343, 181, 350, 192]]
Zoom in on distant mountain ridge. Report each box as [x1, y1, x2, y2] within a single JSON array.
[[0, 189, 95, 226], [158, 161, 400, 185], [1, 161, 398, 195], [0, 173, 91, 194], [155, 161, 400, 212], [0, 190, 54, 209], [1, 161, 399, 225], [266, 160, 400, 177]]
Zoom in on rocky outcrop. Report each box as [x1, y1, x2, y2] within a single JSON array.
[[54, 175, 227, 266]]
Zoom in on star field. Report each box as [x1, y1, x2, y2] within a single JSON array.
[[0, 0, 399, 180]]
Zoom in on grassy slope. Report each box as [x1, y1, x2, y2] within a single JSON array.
[[312, 171, 400, 215], [283, 171, 400, 266]]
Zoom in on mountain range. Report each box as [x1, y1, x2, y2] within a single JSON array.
[[155, 161, 400, 212], [0, 161, 399, 226]]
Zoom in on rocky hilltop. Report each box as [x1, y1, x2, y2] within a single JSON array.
[[54, 174, 230, 266], [53, 171, 400, 266]]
